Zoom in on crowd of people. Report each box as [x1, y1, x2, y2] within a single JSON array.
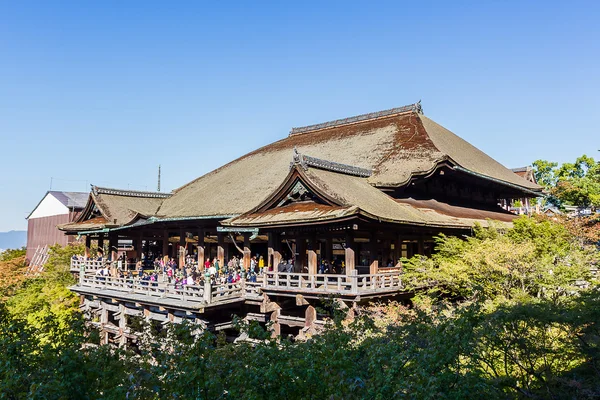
[[77, 249, 354, 290]]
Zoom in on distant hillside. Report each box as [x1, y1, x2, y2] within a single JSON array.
[[0, 231, 27, 251]]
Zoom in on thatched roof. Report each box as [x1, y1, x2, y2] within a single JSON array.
[[90, 186, 168, 225], [60, 103, 540, 232], [58, 187, 169, 232], [158, 104, 540, 219], [224, 165, 516, 229]]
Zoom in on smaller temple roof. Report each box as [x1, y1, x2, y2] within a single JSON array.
[[90, 186, 169, 226], [58, 186, 170, 232], [224, 157, 517, 229]]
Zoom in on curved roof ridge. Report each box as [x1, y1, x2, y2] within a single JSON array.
[[93, 185, 172, 199], [290, 101, 423, 136], [292, 148, 373, 178]]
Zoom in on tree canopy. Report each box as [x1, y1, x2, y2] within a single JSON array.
[[533, 155, 600, 210]]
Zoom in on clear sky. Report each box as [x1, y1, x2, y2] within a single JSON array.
[[1, 1, 598, 232]]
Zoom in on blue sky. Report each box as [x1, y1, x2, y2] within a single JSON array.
[[0, 1, 598, 232]]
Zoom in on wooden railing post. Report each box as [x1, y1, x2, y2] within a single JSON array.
[[79, 263, 85, 285], [351, 270, 358, 294], [204, 278, 212, 304]]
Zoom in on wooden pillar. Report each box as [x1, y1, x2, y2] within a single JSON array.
[[268, 232, 282, 272], [162, 230, 169, 259], [197, 228, 205, 271], [217, 233, 225, 268], [243, 233, 251, 270], [305, 305, 317, 329], [369, 234, 379, 275], [267, 232, 274, 269], [179, 229, 186, 270], [307, 235, 317, 275], [295, 236, 306, 273], [143, 238, 150, 267], [345, 232, 355, 276], [417, 237, 424, 256], [135, 234, 142, 261], [97, 234, 105, 257], [85, 235, 91, 259], [395, 235, 403, 269], [108, 233, 117, 261], [325, 235, 333, 264], [100, 301, 109, 345], [118, 304, 127, 348], [270, 309, 281, 338]]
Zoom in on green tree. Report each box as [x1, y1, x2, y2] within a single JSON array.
[[533, 155, 600, 210], [0, 246, 26, 262], [402, 216, 595, 302], [5, 244, 81, 337]]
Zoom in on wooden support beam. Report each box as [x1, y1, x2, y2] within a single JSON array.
[[179, 229, 186, 270], [108, 233, 117, 263], [261, 293, 281, 313], [118, 304, 127, 347], [267, 232, 274, 269], [217, 233, 225, 269], [296, 236, 306, 273], [197, 228, 205, 271], [135, 234, 142, 261], [296, 294, 309, 306], [308, 250, 317, 275], [162, 230, 169, 259], [305, 305, 317, 328], [273, 251, 282, 272], [395, 235, 403, 269], [325, 236, 333, 264], [97, 234, 105, 256], [243, 233, 251, 271], [85, 236, 91, 259], [370, 234, 379, 275], [270, 309, 280, 339], [345, 232, 355, 276]]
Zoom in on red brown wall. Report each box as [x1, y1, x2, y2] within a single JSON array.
[[26, 214, 72, 262]]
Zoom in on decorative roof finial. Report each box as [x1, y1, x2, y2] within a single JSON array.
[[290, 147, 307, 170]]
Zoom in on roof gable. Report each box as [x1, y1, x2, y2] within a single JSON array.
[[27, 192, 70, 219]]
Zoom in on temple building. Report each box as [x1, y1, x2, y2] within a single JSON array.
[[60, 102, 542, 343], [60, 102, 540, 271]]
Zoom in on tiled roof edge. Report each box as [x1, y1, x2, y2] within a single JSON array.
[[92, 186, 172, 199], [290, 148, 372, 178], [289, 101, 423, 136]]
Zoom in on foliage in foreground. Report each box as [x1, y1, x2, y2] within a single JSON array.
[[403, 216, 597, 302], [1, 219, 598, 399], [4, 244, 80, 335], [1, 292, 600, 399]]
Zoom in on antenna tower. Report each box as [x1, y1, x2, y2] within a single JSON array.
[[157, 165, 161, 192]]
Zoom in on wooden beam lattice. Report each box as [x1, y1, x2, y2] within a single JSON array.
[[25, 245, 50, 276]]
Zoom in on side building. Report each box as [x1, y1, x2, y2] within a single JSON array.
[[26, 191, 88, 262]]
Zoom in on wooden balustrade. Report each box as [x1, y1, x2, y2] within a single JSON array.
[[71, 259, 107, 272], [76, 266, 404, 306]]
